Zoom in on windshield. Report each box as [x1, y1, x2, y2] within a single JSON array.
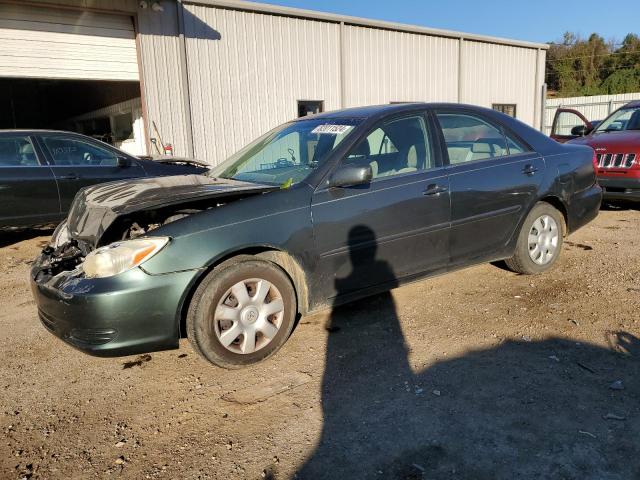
[[595, 106, 640, 133], [208, 118, 361, 186]]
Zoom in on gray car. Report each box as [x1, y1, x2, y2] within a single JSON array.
[[31, 103, 601, 368], [0, 130, 206, 228]]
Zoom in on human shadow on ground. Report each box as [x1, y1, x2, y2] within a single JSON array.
[[296, 225, 640, 480]]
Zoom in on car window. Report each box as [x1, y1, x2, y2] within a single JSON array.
[[596, 106, 640, 132], [235, 131, 301, 174], [506, 137, 526, 155], [436, 113, 517, 164], [344, 115, 432, 180], [553, 111, 588, 136], [209, 119, 360, 186], [0, 136, 39, 167], [42, 136, 118, 166]]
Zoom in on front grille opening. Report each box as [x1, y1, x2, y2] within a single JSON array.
[[613, 153, 624, 167], [69, 328, 117, 345], [39, 310, 56, 332], [597, 152, 637, 169]]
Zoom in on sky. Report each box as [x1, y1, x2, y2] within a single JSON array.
[[251, 0, 640, 45]]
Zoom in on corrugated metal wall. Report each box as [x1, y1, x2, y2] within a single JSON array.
[[460, 40, 539, 126], [342, 25, 459, 106], [544, 92, 640, 134], [183, 4, 341, 163], [176, 4, 544, 165], [136, 0, 191, 157]]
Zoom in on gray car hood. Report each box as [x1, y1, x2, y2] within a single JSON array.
[[67, 174, 277, 247]]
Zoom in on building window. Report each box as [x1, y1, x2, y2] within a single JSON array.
[[492, 104, 517, 118], [297, 100, 323, 117]]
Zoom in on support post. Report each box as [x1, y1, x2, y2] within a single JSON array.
[[177, 0, 195, 158], [457, 37, 464, 103]]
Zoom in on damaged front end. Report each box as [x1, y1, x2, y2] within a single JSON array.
[[32, 222, 87, 284], [30, 174, 279, 356], [32, 175, 277, 282]]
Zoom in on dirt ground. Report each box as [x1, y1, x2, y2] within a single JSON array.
[[1, 205, 639, 480]]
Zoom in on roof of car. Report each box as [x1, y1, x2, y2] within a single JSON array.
[[0, 129, 87, 134], [623, 100, 640, 108], [295, 102, 495, 121]]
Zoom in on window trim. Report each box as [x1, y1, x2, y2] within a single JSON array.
[[492, 103, 517, 118], [0, 134, 44, 168], [432, 108, 532, 167], [38, 134, 122, 167], [297, 100, 324, 118], [337, 111, 440, 184]]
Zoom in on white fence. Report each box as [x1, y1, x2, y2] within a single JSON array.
[[543, 92, 640, 134]]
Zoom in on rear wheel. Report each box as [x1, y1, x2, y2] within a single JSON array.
[[186, 258, 297, 368], [504, 202, 564, 275]]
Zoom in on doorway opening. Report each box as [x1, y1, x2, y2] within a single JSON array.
[[0, 78, 146, 156]]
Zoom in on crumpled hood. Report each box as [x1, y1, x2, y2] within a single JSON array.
[[67, 174, 276, 247]]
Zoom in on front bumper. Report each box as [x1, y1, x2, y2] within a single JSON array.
[[30, 255, 200, 357], [598, 176, 640, 202]]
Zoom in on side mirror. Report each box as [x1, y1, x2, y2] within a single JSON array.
[[116, 156, 132, 168], [328, 164, 372, 188], [570, 125, 590, 136]]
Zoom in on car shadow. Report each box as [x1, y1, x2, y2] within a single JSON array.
[[600, 201, 640, 212], [0, 228, 53, 248], [294, 225, 640, 479]]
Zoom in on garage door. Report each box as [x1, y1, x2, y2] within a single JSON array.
[[0, 3, 139, 81]]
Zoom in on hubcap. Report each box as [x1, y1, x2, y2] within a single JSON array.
[[213, 278, 284, 354], [528, 214, 559, 265]]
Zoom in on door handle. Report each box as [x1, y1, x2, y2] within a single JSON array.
[[423, 184, 448, 196], [58, 174, 79, 180], [522, 165, 538, 176]]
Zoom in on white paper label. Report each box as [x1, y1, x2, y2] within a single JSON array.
[[311, 124, 352, 135]]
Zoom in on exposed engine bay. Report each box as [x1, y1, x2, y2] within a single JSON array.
[[34, 206, 205, 282], [32, 174, 278, 283]]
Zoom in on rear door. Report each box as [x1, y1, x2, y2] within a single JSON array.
[[36, 134, 146, 213], [433, 108, 545, 266], [0, 133, 61, 227], [551, 108, 592, 143], [311, 112, 450, 298]]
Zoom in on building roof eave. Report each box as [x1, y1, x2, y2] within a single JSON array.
[[183, 0, 549, 50]]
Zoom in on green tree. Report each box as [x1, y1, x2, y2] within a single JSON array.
[[546, 32, 640, 97], [601, 69, 640, 94]]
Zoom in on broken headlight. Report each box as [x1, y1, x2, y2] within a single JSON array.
[[82, 237, 169, 279]]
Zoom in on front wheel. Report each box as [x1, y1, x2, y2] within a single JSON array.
[[504, 202, 564, 275], [186, 258, 297, 368]]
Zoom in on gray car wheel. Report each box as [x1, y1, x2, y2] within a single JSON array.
[[504, 202, 565, 275], [186, 257, 297, 368]]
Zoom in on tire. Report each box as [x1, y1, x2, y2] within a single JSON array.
[[504, 202, 565, 275], [186, 257, 297, 369]]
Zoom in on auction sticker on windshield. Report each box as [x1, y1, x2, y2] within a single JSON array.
[[311, 124, 352, 135]]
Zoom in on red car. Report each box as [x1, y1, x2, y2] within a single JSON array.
[[551, 101, 640, 202]]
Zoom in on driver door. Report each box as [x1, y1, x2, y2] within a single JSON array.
[[550, 108, 592, 143], [36, 134, 145, 212], [311, 113, 450, 299]]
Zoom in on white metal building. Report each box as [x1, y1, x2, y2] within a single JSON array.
[[0, 0, 548, 165]]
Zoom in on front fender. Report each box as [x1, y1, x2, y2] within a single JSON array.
[[140, 206, 314, 275]]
